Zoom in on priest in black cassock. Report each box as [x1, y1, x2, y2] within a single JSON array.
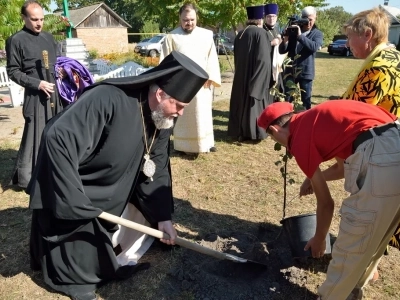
[[6, 0, 63, 188], [228, 5, 273, 142], [26, 51, 208, 300]]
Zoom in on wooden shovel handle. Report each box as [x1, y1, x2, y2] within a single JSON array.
[[98, 212, 246, 262]]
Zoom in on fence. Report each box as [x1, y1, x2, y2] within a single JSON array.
[[0, 61, 153, 89], [92, 61, 152, 81], [0, 67, 15, 87]]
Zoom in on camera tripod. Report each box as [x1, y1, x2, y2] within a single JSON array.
[[214, 34, 234, 73]]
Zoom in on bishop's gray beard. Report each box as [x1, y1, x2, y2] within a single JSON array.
[[151, 103, 174, 129]]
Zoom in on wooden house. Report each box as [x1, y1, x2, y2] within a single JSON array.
[[380, 4, 400, 45], [58, 2, 131, 54]]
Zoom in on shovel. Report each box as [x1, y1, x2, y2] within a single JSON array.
[[98, 212, 267, 266]]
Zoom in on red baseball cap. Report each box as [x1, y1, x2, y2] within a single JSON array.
[[257, 102, 294, 130]]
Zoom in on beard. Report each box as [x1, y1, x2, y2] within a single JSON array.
[[182, 26, 194, 33], [151, 102, 175, 129]]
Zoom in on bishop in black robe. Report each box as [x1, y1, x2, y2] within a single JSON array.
[[6, 26, 63, 188], [26, 51, 208, 299]]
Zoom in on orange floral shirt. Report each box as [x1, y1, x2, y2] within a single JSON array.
[[343, 48, 400, 117]]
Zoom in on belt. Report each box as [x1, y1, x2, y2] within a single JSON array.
[[353, 122, 398, 152]]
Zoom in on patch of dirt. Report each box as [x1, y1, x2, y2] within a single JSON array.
[[152, 227, 324, 300], [0, 77, 329, 300], [213, 72, 233, 102]]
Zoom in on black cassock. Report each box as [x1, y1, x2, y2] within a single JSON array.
[[228, 25, 273, 141], [27, 84, 173, 298], [6, 27, 63, 188]]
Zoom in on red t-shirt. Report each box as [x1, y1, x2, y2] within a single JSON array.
[[288, 100, 397, 178]]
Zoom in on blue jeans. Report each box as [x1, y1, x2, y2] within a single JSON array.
[[285, 77, 313, 110]]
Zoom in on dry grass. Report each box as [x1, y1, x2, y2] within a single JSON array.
[[0, 50, 399, 299]]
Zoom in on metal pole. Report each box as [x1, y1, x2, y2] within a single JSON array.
[[62, 0, 72, 38]]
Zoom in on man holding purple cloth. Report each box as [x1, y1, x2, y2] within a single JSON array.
[[55, 56, 94, 106]]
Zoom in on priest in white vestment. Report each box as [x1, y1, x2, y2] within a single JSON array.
[[160, 3, 221, 154]]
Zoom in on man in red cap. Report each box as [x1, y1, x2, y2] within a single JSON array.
[[257, 100, 400, 299]]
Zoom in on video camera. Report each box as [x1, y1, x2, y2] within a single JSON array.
[[288, 15, 309, 26], [283, 15, 310, 36]]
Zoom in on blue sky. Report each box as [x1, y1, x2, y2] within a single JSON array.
[[50, 1, 58, 11], [325, 0, 399, 14]]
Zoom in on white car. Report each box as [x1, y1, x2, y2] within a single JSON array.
[[139, 34, 166, 58], [134, 38, 151, 53]]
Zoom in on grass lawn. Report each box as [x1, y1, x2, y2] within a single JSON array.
[[0, 50, 398, 300]]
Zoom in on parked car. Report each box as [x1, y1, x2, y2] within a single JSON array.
[[139, 34, 166, 58], [327, 39, 352, 57], [214, 35, 234, 55], [134, 38, 151, 53]]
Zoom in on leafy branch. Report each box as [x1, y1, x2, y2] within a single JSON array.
[[269, 54, 305, 210]]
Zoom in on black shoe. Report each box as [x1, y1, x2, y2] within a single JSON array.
[[71, 292, 97, 300], [209, 146, 217, 152], [173, 149, 186, 155]]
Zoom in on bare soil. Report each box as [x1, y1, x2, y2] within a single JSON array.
[[1, 73, 398, 300], [0, 88, 24, 141], [151, 229, 330, 300], [0, 77, 322, 299]]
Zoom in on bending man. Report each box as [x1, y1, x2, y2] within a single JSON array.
[[27, 51, 208, 300]]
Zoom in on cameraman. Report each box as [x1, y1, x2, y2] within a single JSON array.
[[279, 6, 323, 110]]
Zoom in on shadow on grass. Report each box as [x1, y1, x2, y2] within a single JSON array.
[[132, 197, 330, 299], [212, 108, 229, 127], [0, 114, 11, 121], [312, 95, 341, 100], [0, 197, 331, 300], [0, 147, 20, 192], [0, 128, 327, 299], [316, 51, 356, 60]]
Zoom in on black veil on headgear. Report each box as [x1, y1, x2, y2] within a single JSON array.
[[89, 51, 208, 104]]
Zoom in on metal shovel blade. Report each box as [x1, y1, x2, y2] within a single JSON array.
[[98, 212, 267, 266]]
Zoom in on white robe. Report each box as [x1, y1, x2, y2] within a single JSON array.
[[111, 203, 155, 266], [160, 26, 221, 153]]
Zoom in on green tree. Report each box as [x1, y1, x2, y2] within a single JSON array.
[[0, 0, 24, 49], [318, 6, 353, 38], [132, 0, 328, 34], [0, 0, 66, 50], [316, 10, 340, 47], [52, 0, 329, 41], [54, 0, 108, 9], [141, 20, 160, 39]]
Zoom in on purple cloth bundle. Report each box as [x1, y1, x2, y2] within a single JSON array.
[[55, 56, 94, 105]]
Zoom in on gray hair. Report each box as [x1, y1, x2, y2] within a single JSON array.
[[302, 6, 316, 17], [149, 83, 171, 100]]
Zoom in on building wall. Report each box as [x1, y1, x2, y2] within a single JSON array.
[[389, 25, 400, 45], [75, 27, 129, 54]]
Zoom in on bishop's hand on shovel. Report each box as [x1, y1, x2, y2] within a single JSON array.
[[98, 211, 267, 267]]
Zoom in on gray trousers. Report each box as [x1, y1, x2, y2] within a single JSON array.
[[319, 124, 400, 299]]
